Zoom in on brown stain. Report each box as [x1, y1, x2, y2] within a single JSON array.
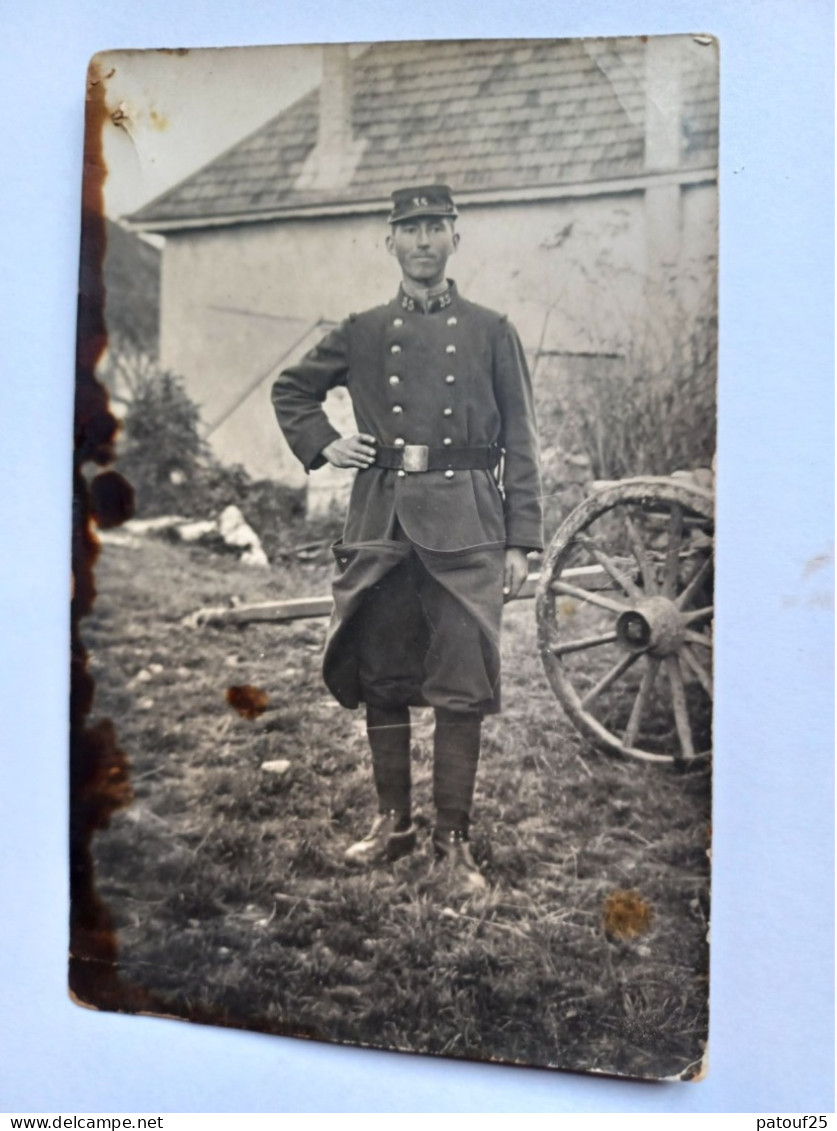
[[226, 684, 270, 718], [802, 549, 832, 579], [150, 108, 169, 132], [110, 103, 130, 131], [87, 66, 116, 85], [603, 889, 653, 940]]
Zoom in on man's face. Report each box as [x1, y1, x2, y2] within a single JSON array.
[[386, 217, 459, 287]]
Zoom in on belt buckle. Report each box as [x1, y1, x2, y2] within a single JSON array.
[[402, 444, 429, 473]]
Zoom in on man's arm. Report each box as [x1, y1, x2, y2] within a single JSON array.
[[492, 318, 544, 554], [503, 546, 530, 600], [321, 434, 377, 469], [271, 323, 351, 471]]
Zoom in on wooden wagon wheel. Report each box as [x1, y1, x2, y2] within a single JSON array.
[[536, 478, 714, 765]]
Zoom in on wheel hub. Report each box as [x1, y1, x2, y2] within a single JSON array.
[[616, 596, 685, 657]]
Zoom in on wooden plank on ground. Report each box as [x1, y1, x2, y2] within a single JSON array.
[[183, 563, 620, 628]]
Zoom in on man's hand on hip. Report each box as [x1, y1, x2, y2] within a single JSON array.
[[322, 434, 377, 469], [503, 547, 529, 601]]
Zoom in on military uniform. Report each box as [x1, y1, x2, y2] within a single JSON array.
[[271, 185, 542, 883], [274, 282, 542, 703]]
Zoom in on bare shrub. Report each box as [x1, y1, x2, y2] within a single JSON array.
[[565, 311, 717, 481], [534, 279, 717, 536]]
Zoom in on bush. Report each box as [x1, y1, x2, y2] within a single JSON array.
[[118, 368, 207, 517], [111, 358, 306, 555]]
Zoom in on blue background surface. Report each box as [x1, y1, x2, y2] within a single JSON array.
[[0, 0, 833, 1113]]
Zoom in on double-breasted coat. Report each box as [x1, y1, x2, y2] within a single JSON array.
[[271, 282, 543, 714]]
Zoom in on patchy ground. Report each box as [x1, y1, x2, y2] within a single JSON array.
[[82, 535, 710, 1081]]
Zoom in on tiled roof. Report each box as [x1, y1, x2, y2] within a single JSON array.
[[131, 37, 718, 228]]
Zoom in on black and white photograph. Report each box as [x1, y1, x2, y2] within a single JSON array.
[[72, 35, 718, 1081]]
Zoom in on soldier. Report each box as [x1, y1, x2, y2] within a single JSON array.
[[272, 184, 542, 894]]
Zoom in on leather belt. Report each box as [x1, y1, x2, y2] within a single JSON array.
[[374, 444, 499, 473]]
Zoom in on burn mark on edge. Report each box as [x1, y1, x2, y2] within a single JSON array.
[[70, 57, 328, 1043], [70, 57, 138, 1014]]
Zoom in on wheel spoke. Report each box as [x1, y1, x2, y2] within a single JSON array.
[[582, 651, 640, 708], [538, 481, 714, 765], [681, 644, 713, 696], [576, 534, 643, 600], [676, 553, 713, 610], [663, 504, 684, 598], [551, 631, 619, 657], [665, 655, 695, 761], [685, 629, 712, 650], [551, 580, 630, 616], [622, 508, 659, 594], [623, 656, 660, 748], [682, 605, 713, 625]]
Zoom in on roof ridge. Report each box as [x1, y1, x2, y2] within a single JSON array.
[[128, 37, 717, 230], [127, 83, 321, 224]]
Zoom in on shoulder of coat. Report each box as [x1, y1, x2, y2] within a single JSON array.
[[346, 302, 391, 328]]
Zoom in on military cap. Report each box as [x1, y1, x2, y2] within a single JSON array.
[[388, 184, 458, 224]]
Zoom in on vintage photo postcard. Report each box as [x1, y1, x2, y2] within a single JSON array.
[[72, 36, 717, 1080]]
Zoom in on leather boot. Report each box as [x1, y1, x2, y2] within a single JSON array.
[[345, 810, 417, 866], [345, 706, 415, 866], [432, 827, 487, 894], [432, 707, 481, 834]]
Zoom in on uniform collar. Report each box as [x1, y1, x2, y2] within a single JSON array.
[[397, 280, 457, 314]]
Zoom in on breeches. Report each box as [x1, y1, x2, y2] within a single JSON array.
[[356, 544, 496, 716]]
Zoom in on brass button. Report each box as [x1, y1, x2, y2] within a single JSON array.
[[445, 374, 455, 384], [444, 470, 455, 479], [397, 469, 406, 478], [389, 375, 400, 385], [391, 344, 402, 354], [392, 405, 403, 414], [447, 316, 458, 326], [394, 437, 405, 447], [443, 438, 452, 446], [443, 407, 453, 417], [393, 317, 404, 327], [445, 344, 456, 354]]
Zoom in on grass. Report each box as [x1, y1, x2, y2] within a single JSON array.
[[80, 535, 710, 1081]]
